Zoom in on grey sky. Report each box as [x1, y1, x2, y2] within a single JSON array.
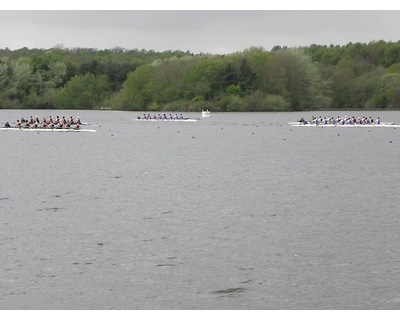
[[0, 10, 400, 54]]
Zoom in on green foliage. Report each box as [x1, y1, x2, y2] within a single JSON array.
[[184, 57, 225, 100], [1, 41, 400, 111], [226, 95, 246, 112], [188, 98, 213, 112], [52, 73, 112, 109], [226, 84, 242, 96], [114, 64, 156, 110], [261, 94, 290, 111], [386, 63, 400, 73], [368, 73, 400, 109]]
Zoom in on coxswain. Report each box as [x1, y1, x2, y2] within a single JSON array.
[[4, 122, 10, 128]]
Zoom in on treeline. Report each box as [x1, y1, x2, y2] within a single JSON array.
[[1, 40, 400, 111]]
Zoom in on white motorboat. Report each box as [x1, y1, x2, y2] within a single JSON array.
[[202, 109, 211, 117]]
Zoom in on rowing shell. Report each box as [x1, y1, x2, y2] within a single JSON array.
[[289, 122, 400, 128], [0, 127, 96, 132], [135, 118, 198, 122]]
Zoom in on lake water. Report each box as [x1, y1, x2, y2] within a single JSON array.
[[1, 110, 400, 310]]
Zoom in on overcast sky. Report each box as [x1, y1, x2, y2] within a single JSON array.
[[1, 7, 400, 54]]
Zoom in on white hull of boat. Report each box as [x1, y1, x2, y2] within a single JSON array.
[[0, 127, 96, 132], [202, 110, 211, 117]]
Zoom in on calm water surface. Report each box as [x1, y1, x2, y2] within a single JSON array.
[[1, 110, 400, 309]]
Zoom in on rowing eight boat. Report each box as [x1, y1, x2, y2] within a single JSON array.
[[135, 118, 198, 122], [0, 127, 96, 132], [288, 122, 400, 128]]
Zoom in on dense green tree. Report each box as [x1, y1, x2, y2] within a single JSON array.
[[113, 64, 156, 110], [369, 72, 400, 108], [382, 42, 400, 67], [237, 58, 257, 94], [8, 58, 34, 106], [185, 57, 225, 101], [261, 94, 290, 111], [52, 73, 111, 109]]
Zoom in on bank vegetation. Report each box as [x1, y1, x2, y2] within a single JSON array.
[[1, 40, 400, 111]]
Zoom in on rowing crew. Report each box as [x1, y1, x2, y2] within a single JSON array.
[[137, 113, 186, 120], [299, 116, 381, 125], [4, 115, 81, 129]]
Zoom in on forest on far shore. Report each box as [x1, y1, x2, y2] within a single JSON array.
[[1, 40, 400, 112]]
